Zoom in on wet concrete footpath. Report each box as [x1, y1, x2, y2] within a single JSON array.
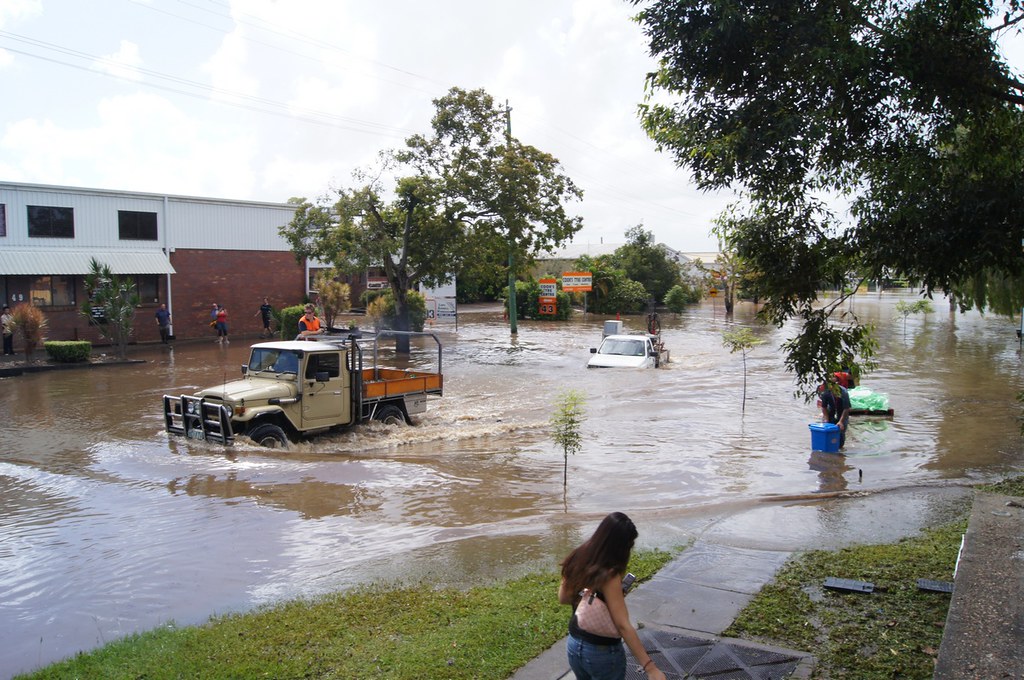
[[514, 488, 1023, 680], [512, 539, 815, 680]]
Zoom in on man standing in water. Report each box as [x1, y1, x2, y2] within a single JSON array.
[[820, 375, 852, 448], [154, 303, 172, 346], [1, 305, 14, 355]]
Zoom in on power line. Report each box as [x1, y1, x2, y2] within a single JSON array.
[[0, 30, 414, 138]]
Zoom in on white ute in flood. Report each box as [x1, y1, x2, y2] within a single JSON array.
[[588, 334, 669, 368]]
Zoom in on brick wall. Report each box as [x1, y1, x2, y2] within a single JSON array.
[[167, 249, 307, 341]]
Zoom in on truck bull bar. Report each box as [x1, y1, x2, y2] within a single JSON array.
[[163, 394, 235, 445]]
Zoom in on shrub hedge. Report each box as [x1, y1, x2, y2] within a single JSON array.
[[44, 340, 92, 363]]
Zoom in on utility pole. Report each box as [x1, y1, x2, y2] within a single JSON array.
[[505, 100, 518, 335]]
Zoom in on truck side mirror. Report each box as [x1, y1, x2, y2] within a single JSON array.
[[241, 365, 248, 376], [590, 347, 597, 354]]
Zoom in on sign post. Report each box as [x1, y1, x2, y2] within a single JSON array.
[[539, 278, 558, 316], [562, 271, 593, 314]]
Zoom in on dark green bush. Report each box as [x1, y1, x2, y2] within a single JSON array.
[[664, 284, 701, 312], [278, 305, 306, 339], [360, 289, 387, 307], [44, 340, 92, 363]]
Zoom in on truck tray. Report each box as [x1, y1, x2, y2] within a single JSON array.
[[361, 368, 442, 399]]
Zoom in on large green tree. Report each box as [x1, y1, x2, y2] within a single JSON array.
[[634, 0, 1024, 394], [610, 224, 682, 303], [281, 87, 582, 351]]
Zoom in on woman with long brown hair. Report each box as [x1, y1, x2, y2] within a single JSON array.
[[558, 512, 665, 680]]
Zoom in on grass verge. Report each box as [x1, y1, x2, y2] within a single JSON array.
[[16, 550, 674, 680], [722, 476, 1024, 679]]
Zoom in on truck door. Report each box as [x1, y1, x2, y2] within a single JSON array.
[[301, 352, 349, 428]]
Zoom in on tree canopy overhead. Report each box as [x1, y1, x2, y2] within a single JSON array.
[[281, 87, 583, 344], [633, 0, 1024, 392]]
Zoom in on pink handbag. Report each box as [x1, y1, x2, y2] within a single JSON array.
[[575, 589, 619, 638]]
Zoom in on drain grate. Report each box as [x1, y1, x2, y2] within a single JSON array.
[[625, 627, 810, 679]]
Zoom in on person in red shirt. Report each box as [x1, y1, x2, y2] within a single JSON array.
[[215, 306, 229, 345]]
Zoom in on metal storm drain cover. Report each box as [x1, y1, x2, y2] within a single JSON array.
[[624, 628, 812, 679]]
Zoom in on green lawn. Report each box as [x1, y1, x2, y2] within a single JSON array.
[[17, 551, 674, 679], [723, 476, 1023, 679]]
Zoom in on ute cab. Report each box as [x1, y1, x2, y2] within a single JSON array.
[[588, 334, 668, 368]]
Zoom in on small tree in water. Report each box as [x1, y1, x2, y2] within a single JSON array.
[[11, 303, 47, 362], [894, 300, 933, 339], [722, 327, 764, 413], [80, 258, 139, 360], [313, 269, 352, 331], [550, 389, 586, 488]]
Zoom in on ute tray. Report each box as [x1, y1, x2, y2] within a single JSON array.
[[361, 368, 443, 400]]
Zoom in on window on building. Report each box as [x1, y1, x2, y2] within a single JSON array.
[[134, 275, 160, 304], [0, 203, 7, 237], [29, 276, 76, 306], [118, 210, 158, 240], [27, 206, 74, 238]]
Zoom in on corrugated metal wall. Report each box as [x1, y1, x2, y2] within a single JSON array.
[[0, 182, 297, 252], [0, 185, 166, 249], [166, 198, 297, 251]]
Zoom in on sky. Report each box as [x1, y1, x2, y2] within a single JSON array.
[[0, 0, 737, 252]]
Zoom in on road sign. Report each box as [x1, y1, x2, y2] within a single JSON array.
[[561, 271, 592, 292], [538, 295, 557, 315]]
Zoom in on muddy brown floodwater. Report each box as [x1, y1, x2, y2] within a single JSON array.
[[1, 295, 1022, 677]]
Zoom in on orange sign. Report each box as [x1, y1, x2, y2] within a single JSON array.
[[539, 278, 557, 296], [708, 288, 719, 297], [538, 295, 557, 315], [561, 271, 592, 292]]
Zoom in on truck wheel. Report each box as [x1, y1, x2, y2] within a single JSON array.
[[248, 423, 289, 448], [374, 404, 406, 426]]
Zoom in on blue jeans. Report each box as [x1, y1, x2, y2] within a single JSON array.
[[566, 633, 626, 680]]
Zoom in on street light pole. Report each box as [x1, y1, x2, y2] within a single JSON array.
[[505, 100, 518, 335]]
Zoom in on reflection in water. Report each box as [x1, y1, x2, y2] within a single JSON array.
[[807, 451, 855, 493], [1, 295, 1021, 677]]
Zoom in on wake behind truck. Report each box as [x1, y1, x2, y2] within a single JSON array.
[[163, 331, 443, 448]]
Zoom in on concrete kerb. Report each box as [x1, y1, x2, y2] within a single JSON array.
[[933, 491, 1024, 679], [0, 352, 144, 377]]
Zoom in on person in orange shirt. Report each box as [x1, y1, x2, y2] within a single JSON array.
[[297, 306, 322, 339]]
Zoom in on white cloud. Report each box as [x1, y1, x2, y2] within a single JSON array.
[[93, 40, 143, 82], [0, 0, 41, 28], [203, 30, 260, 102]]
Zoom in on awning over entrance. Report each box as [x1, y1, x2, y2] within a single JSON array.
[[0, 250, 176, 275]]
